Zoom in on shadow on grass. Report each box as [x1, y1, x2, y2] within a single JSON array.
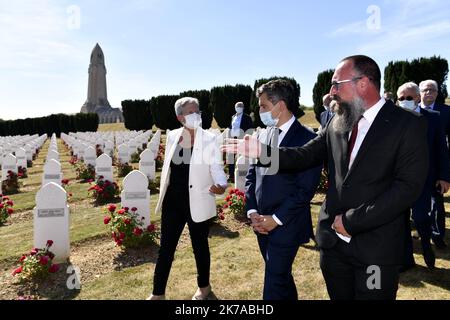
[[209, 222, 241, 239], [113, 242, 160, 271], [411, 229, 450, 262], [399, 264, 450, 292]]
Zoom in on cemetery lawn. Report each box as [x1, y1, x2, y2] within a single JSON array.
[[1, 135, 450, 300]]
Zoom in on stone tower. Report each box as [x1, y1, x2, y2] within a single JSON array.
[[81, 43, 123, 123]]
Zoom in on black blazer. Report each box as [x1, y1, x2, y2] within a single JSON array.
[[266, 101, 429, 265]]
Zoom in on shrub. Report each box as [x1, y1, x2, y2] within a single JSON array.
[[0, 195, 14, 226], [104, 205, 159, 248], [88, 176, 120, 204]]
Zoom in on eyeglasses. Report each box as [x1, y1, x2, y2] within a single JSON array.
[[420, 88, 437, 93], [398, 96, 414, 102], [330, 76, 363, 90]]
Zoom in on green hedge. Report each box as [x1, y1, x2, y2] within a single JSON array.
[[210, 84, 252, 128], [122, 100, 154, 130], [149, 95, 181, 130], [312, 69, 334, 123], [384, 56, 448, 103], [0, 113, 99, 137], [250, 77, 303, 128]]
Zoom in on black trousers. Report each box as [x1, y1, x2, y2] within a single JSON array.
[[152, 191, 211, 295], [320, 239, 399, 300], [431, 192, 446, 241], [404, 208, 433, 266]]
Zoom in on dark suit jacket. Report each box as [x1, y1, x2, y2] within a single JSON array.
[[245, 121, 321, 246], [266, 101, 429, 265], [432, 103, 450, 161], [320, 110, 334, 129], [229, 113, 254, 134], [413, 108, 450, 217]]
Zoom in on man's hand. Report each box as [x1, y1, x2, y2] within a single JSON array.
[[250, 212, 268, 235], [252, 215, 279, 234], [436, 180, 450, 195], [209, 184, 227, 195], [332, 215, 351, 238], [220, 135, 262, 159]]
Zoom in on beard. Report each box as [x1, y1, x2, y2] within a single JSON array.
[[331, 95, 366, 133]]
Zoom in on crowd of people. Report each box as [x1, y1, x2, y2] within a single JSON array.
[[147, 55, 449, 300]]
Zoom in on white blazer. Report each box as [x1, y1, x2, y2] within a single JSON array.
[[155, 128, 227, 222]]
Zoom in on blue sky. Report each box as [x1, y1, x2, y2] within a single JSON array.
[[1, 0, 449, 120]]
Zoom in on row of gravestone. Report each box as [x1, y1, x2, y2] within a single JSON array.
[[34, 169, 152, 263], [0, 134, 47, 170]]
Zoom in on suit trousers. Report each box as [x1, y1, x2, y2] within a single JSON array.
[[431, 192, 446, 241], [257, 233, 300, 300], [152, 190, 211, 295], [320, 239, 399, 300]]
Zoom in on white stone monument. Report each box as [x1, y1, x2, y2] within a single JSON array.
[[118, 144, 130, 164], [139, 149, 156, 181], [83, 146, 97, 167], [121, 170, 150, 226], [42, 159, 62, 186], [1, 154, 18, 181], [95, 154, 114, 182], [33, 182, 70, 263]]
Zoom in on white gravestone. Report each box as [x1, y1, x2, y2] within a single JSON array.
[[121, 170, 150, 227], [46, 150, 59, 163], [83, 146, 97, 167], [2, 154, 18, 181], [95, 154, 114, 182], [235, 156, 250, 193], [42, 159, 62, 186], [139, 149, 156, 181], [16, 148, 27, 169], [118, 144, 130, 164], [33, 182, 70, 263]]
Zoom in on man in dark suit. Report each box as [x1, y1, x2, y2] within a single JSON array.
[[245, 79, 321, 300], [396, 82, 450, 271], [222, 55, 429, 300], [420, 80, 450, 249], [228, 102, 254, 182], [320, 94, 334, 130]]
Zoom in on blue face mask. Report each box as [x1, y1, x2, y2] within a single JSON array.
[[259, 104, 280, 127]]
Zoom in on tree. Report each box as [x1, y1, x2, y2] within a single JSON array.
[[150, 95, 181, 130], [312, 69, 334, 123], [121, 100, 154, 131], [210, 84, 252, 128], [384, 56, 448, 103]]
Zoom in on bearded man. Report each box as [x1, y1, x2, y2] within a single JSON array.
[[222, 55, 429, 300]]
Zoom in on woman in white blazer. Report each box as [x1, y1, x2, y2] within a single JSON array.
[[148, 97, 227, 300]]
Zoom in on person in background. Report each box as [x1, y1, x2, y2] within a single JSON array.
[[319, 94, 334, 131], [228, 102, 254, 182], [396, 82, 450, 271], [419, 80, 450, 249]]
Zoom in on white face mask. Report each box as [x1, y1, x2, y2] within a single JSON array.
[[399, 100, 417, 111], [235, 107, 244, 114], [184, 113, 202, 129]]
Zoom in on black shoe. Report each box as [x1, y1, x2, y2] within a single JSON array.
[[432, 238, 447, 250], [423, 244, 436, 270]]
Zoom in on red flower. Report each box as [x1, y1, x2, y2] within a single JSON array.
[[30, 248, 38, 256], [131, 207, 138, 212], [119, 232, 125, 240], [87, 179, 94, 183], [219, 214, 225, 221], [19, 255, 26, 262], [229, 189, 235, 195], [124, 218, 131, 225], [108, 204, 117, 213], [2, 196, 9, 201], [12, 266, 23, 276], [117, 209, 125, 215], [48, 252, 55, 259], [99, 175, 104, 180], [0, 203, 5, 209], [103, 216, 111, 225], [49, 264, 59, 273], [7, 208, 14, 215], [46, 240, 54, 247], [124, 207, 129, 213], [133, 228, 143, 236], [116, 240, 123, 246], [225, 196, 231, 202], [69, 193, 73, 197], [223, 204, 228, 209], [147, 224, 156, 233], [39, 255, 50, 266]]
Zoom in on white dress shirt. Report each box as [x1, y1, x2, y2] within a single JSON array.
[[247, 116, 297, 226], [336, 98, 386, 243], [231, 113, 243, 137], [420, 102, 435, 110]]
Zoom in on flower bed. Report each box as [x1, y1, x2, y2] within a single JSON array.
[[0, 195, 14, 226], [88, 177, 120, 204]]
